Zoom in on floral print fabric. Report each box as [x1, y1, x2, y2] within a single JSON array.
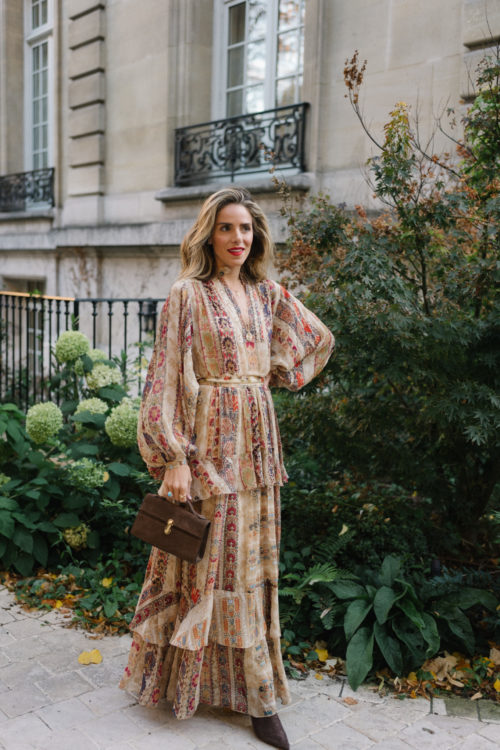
[[119, 277, 334, 719]]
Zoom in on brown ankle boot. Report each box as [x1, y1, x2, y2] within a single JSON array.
[[251, 714, 290, 749]]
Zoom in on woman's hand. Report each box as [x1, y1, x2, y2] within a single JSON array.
[[159, 464, 192, 503]]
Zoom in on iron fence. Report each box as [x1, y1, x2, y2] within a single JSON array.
[[0, 292, 164, 410], [0, 168, 55, 212], [175, 102, 308, 186]]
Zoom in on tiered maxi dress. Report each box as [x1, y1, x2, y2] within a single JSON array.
[[119, 276, 334, 719]]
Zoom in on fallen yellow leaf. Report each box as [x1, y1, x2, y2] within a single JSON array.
[[54, 600, 63, 609], [494, 678, 500, 693], [103, 471, 110, 482], [314, 673, 323, 680], [339, 524, 349, 536], [100, 577, 113, 588], [78, 649, 102, 666], [315, 648, 329, 662]]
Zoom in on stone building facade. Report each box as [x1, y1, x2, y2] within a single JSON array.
[[0, 0, 498, 303]]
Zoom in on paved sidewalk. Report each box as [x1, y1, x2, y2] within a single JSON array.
[[0, 585, 499, 750]]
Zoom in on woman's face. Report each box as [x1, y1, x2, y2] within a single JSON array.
[[210, 203, 254, 274]]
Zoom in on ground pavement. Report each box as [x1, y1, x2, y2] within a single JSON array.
[[0, 584, 499, 750]]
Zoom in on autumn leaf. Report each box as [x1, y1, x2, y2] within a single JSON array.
[[78, 649, 103, 665], [343, 697, 358, 705], [314, 647, 329, 662], [494, 678, 500, 693], [314, 673, 323, 680], [100, 577, 113, 588]]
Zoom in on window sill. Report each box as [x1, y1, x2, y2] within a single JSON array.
[[0, 208, 55, 222], [155, 172, 315, 203]]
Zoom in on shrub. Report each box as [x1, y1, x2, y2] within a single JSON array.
[[86, 362, 122, 392], [55, 330, 90, 363]]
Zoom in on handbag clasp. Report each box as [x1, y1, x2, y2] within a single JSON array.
[[164, 518, 174, 535]]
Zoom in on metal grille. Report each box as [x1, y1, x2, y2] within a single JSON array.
[[0, 168, 55, 212], [0, 292, 164, 409], [175, 103, 308, 186]]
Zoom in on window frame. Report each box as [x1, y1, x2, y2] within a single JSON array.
[[212, 0, 304, 120], [23, 0, 54, 173]]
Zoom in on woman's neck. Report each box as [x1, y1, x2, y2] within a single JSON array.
[[216, 266, 244, 289]]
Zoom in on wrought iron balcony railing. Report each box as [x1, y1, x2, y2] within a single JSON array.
[[0, 168, 55, 212], [175, 103, 308, 186]]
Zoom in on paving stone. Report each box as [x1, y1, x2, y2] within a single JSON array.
[[1, 635, 50, 661], [0, 713, 53, 748], [174, 708, 248, 746], [0, 628, 15, 647], [2, 617, 55, 640], [0, 609, 15, 625], [0, 658, 52, 689], [479, 700, 500, 723], [34, 727, 101, 750], [78, 708, 147, 746], [398, 715, 458, 749], [79, 684, 138, 716], [36, 670, 94, 701], [372, 696, 430, 723], [36, 647, 89, 674], [340, 683, 386, 704], [444, 695, 480, 720], [478, 722, 500, 744], [290, 739, 331, 750], [343, 705, 408, 742], [35, 696, 96, 730], [128, 730, 196, 750], [0, 651, 9, 668], [0, 683, 50, 717], [125, 701, 176, 731], [283, 693, 351, 727], [425, 713, 481, 738], [452, 735, 498, 750], [76, 653, 128, 689], [275, 708, 324, 744], [309, 722, 374, 750], [430, 697, 447, 715]]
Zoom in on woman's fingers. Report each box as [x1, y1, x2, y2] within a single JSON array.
[[159, 465, 192, 502]]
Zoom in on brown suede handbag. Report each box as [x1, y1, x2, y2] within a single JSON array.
[[131, 493, 211, 563]]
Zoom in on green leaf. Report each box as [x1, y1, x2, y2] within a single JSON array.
[[0, 537, 7, 558], [331, 581, 367, 600], [52, 513, 81, 528], [346, 626, 374, 691], [103, 598, 118, 618], [11, 513, 38, 529], [13, 553, 35, 576], [107, 462, 131, 477], [396, 597, 425, 630], [420, 612, 440, 656], [86, 530, 100, 549], [63, 495, 89, 511], [379, 556, 402, 587], [0, 497, 20, 512], [13, 526, 33, 554], [32, 535, 48, 567], [437, 605, 475, 654], [344, 598, 373, 640], [392, 617, 427, 667], [374, 586, 401, 624], [70, 412, 107, 428], [104, 477, 120, 501], [374, 621, 404, 675], [440, 587, 498, 612], [36, 520, 58, 534], [0, 511, 15, 538], [69, 442, 99, 458], [98, 385, 127, 401]]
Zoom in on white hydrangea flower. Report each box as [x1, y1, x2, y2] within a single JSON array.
[[25, 402, 64, 444], [86, 363, 122, 392], [55, 330, 90, 363], [105, 399, 138, 447]]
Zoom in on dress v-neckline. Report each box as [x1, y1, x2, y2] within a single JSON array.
[[217, 277, 251, 327]]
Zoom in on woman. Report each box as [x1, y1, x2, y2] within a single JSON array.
[[119, 187, 334, 749]]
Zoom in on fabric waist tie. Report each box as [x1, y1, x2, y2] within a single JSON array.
[[198, 375, 266, 386]]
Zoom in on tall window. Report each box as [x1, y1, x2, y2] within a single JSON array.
[[24, 0, 53, 171], [214, 0, 305, 118]]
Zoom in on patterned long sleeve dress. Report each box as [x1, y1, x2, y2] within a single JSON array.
[[119, 276, 334, 720]]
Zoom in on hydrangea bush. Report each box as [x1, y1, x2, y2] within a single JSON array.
[[0, 330, 155, 578]]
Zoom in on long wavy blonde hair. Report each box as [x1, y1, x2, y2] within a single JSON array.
[[180, 187, 274, 282]]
